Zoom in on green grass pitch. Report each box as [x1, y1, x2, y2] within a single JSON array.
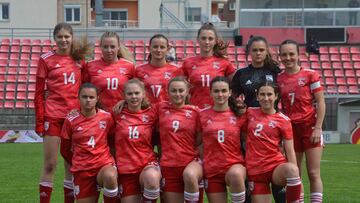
[[0, 143, 359, 202]]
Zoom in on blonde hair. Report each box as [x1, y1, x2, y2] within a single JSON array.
[[167, 76, 191, 105], [124, 79, 151, 109], [100, 31, 134, 62]]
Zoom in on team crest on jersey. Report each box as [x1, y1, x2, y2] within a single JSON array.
[[185, 110, 192, 118], [44, 121, 49, 131], [266, 75, 273, 81], [142, 114, 149, 123], [97, 69, 103, 74], [164, 72, 172, 80], [99, 121, 107, 129], [298, 77, 306, 86], [213, 62, 220, 69], [119, 68, 126, 74], [192, 65, 197, 70], [229, 116, 237, 124], [268, 120, 277, 128]]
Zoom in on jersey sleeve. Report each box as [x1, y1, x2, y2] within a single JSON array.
[[309, 71, 323, 93], [280, 118, 293, 140], [61, 118, 73, 140], [34, 58, 48, 134], [225, 60, 236, 76]]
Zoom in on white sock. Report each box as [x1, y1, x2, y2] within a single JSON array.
[[103, 186, 118, 197], [184, 191, 199, 201], [231, 191, 246, 203], [310, 192, 323, 203]]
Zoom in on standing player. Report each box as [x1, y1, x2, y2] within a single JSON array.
[[158, 76, 203, 203], [199, 76, 247, 203], [35, 22, 90, 203], [182, 23, 236, 109], [136, 34, 183, 104], [82, 31, 135, 111], [113, 79, 161, 203], [61, 83, 118, 203], [245, 81, 302, 203], [277, 40, 325, 203], [231, 36, 284, 203]]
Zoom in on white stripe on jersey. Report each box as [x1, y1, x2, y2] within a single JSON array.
[[66, 110, 80, 122], [41, 51, 55, 60], [278, 112, 291, 121], [310, 81, 321, 91]]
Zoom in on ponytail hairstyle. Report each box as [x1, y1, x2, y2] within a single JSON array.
[[256, 81, 280, 112], [53, 22, 92, 61], [279, 39, 300, 65], [100, 31, 134, 63], [167, 76, 192, 105], [147, 33, 170, 62], [210, 76, 244, 116], [197, 23, 228, 58], [124, 79, 151, 109], [78, 82, 103, 109], [246, 36, 279, 72]]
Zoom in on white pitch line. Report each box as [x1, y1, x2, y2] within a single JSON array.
[[321, 160, 360, 164]]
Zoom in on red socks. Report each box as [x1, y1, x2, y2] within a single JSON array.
[[286, 177, 302, 203], [39, 182, 53, 203]]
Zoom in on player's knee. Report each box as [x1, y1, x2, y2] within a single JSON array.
[[143, 171, 160, 189], [102, 169, 118, 185], [226, 165, 246, 182], [285, 163, 299, 177], [183, 169, 199, 185], [307, 169, 321, 181]]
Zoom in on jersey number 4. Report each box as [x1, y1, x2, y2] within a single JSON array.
[[87, 136, 95, 148]]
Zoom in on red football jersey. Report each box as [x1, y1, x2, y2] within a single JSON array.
[[82, 58, 135, 111], [135, 63, 183, 103], [277, 68, 323, 123], [245, 108, 293, 176], [61, 109, 115, 172], [182, 56, 236, 109], [157, 102, 200, 167], [114, 106, 158, 174], [199, 108, 245, 178], [35, 51, 83, 132]]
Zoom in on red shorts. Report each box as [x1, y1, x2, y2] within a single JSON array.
[[247, 170, 274, 195], [44, 117, 64, 137], [118, 173, 141, 197], [204, 173, 226, 193], [161, 166, 186, 193], [73, 168, 101, 199], [292, 121, 324, 152]]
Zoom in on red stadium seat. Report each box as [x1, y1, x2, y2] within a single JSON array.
[[0, 59, 7, 66], [309, 54, 319, 62], [329, 47, 339, 54], [4, 101, 15, 109], [28, 75, 36, 83], [236, 47, 246, 55], [31, 46, 41, 53], [135, 47, 144, 54], [10, 46, 20, 53], [0, 67, 5, 74], [21, 45, 31, 53], [228, 47, 235, 54], [17, 75, 27, 83], [31, 54, 40, 61], [195, 47, 200, 54], [5, 91, 15, 100], [341, 54, 351, 62], [29, 67, 37, 75], [354, 62, 360, 69], [134, 40, 145, 47], [310, 62, 321, 70], [0, 75, 5, 83], [349, 86, 359, 94], [334, 70, 344, 77], [237, 54, 246, 62], [32, 39, 41, 46], [356, 70, 360, 76], [320, 54, 330, 62], [228, 54, 236, 62], [323, 70, 333, 77], [28, 92, 35, 100], [347, 77, 357, 85], [326, 85, 337, 94], [351, 54, 360, 62], [10, 53, 19, 60], [6, 83, 16, 91], [300, 62, 310, 69], [345, 70, 355, 77], [325, 78, 335, 85], [18, 67, 28, 75], [124, 40, 134, 47], [94, 47, 101, 54], [0, 53, 8, 59], [94, 53, 102, 60], [0, 45, 9, 53], [343, 62, 353, 69], [21, 53, 30, 60], [6, 75, 17, 83], [330, 54, 340, 62], [17, 83, 27, 92], [350, 47, 360, 54], [337, 86, 348, 94], [339, 47, 349, 54], [1, 38, 10, 46], [28, 101, 34, 108], [12, 38, 20, 46], [16, 91, 26, 100], [319, 47, 329, 54], [15, 101, 27, 109], [7, 67, 17, 75], [299, 54, 308, 62], [237, 62, 247, 68], [42, 46, 52, 53], [299, 46, 306, 54], [321, 62, 331, 69], [336, 78, 346, 85], [9, 60, 18, 67], [42, 39, 52, 46], [332, 62, 342, 69]]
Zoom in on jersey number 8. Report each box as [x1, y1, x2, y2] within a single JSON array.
[[218, 130, 225, 143]]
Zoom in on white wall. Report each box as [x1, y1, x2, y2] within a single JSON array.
[[0, 0, 57, 28], [138, 0, 162, 28]]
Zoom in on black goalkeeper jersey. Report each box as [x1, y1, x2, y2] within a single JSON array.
[[231, 64, 281, 107]]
